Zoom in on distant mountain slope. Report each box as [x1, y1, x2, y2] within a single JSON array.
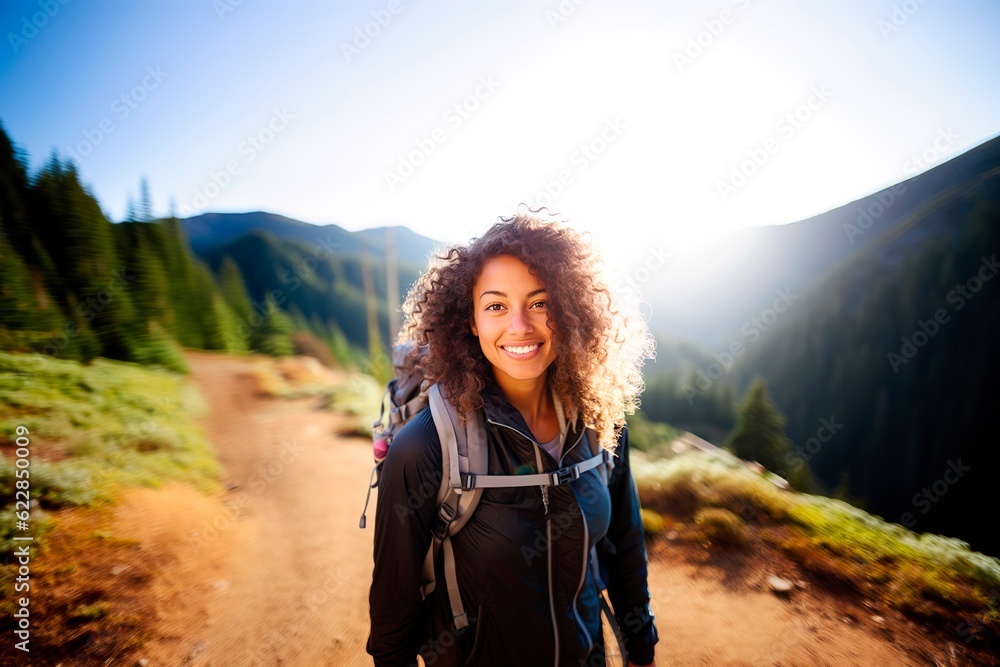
[[729, 156, 1000, 556], [353, 225, 448, 267], [645, 134, 1000, 347], [196, 229, 425, 349], [180, 211, 442, 267]]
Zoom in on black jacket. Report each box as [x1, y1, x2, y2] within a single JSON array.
[[367, 383, 658, 666]]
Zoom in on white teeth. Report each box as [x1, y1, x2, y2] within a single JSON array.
[[504, 344, 539, 355]]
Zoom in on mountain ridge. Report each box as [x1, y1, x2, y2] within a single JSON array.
[[643, 134, 1000, 347], [180, 210, 442, 268]]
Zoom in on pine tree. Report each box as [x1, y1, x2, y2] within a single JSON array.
[[725, 377, 794, 474], [0, 214, 38, 345], [218, 256, 252, 320], [248, 297, 293, 356], [28, 157, 136, 362], [139, 175, 153, 221], [0, 122, 33, 263]]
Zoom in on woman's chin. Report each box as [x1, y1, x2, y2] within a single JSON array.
[[494, 363, 551, 384]]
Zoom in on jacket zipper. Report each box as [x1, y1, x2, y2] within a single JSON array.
[[533, 445, 559, 667], [487, 418, 590, 665], [562, 430, 594, 658]]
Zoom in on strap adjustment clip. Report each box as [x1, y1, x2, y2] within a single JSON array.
[[431, 501, 457, 540]]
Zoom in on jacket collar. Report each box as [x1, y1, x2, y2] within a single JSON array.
[[480, 377, 581, 446]]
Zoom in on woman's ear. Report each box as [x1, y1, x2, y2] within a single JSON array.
[[470, 316, 478, 337]]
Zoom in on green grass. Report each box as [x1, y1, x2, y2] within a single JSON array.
[[633, 448, 1000, 625], [0, 351, 221, 557], [626, 410, 684, 459], [321, 372, 385, 437], [634, 447, 793, 521], [69, 600, 112, 621]]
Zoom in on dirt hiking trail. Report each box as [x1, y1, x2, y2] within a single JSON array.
[[115, 351, 374, 666], [112, 351, 983, 666]]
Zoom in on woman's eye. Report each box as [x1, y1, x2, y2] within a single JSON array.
[[483, 301, 544, 312]]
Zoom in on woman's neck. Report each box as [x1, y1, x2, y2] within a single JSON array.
[[493, 370, 557, 439]]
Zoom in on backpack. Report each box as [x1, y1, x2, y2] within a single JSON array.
[[359, 341, 626, 656]]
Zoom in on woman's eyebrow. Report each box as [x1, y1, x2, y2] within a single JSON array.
[[478, 288, 548, 301]]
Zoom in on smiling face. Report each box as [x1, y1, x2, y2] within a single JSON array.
[[470, 255, 559, 391]]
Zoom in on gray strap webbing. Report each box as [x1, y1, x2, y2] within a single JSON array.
[[428, 384, 485, 629], [422, 384, 481, 629], [390, 393, 428, 425], [442, 536, 469, 629], [460, 449, 609, 490], [428, 384, 462, 491], [420, 385, 462, 602]]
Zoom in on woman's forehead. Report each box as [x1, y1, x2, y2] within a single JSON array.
[[474, 255, 547, 293]]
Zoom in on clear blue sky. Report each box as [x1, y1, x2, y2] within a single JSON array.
[[1, 0, 998, 265]]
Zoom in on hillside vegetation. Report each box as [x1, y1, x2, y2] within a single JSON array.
[[0, 351, 220, 561], [632, 446, 1000, 651]]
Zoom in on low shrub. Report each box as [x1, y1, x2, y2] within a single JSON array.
[[694, 507, 747, 546]]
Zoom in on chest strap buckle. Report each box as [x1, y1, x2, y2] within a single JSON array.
[[551, 465, 581, 486]]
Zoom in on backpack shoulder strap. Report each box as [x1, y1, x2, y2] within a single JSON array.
[[586, 427, 615, 487], [435, 385, 488, 534], [428, 383, 463, 493], [419, 383, 486, 630]]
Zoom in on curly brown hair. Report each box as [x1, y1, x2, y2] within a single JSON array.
[[398, 212, 654, 450]]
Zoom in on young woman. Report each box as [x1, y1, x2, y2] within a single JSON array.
[[367, 213, 659, 666]]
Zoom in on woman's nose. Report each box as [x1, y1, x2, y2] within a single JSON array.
[[507, 307, 533, 334]]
